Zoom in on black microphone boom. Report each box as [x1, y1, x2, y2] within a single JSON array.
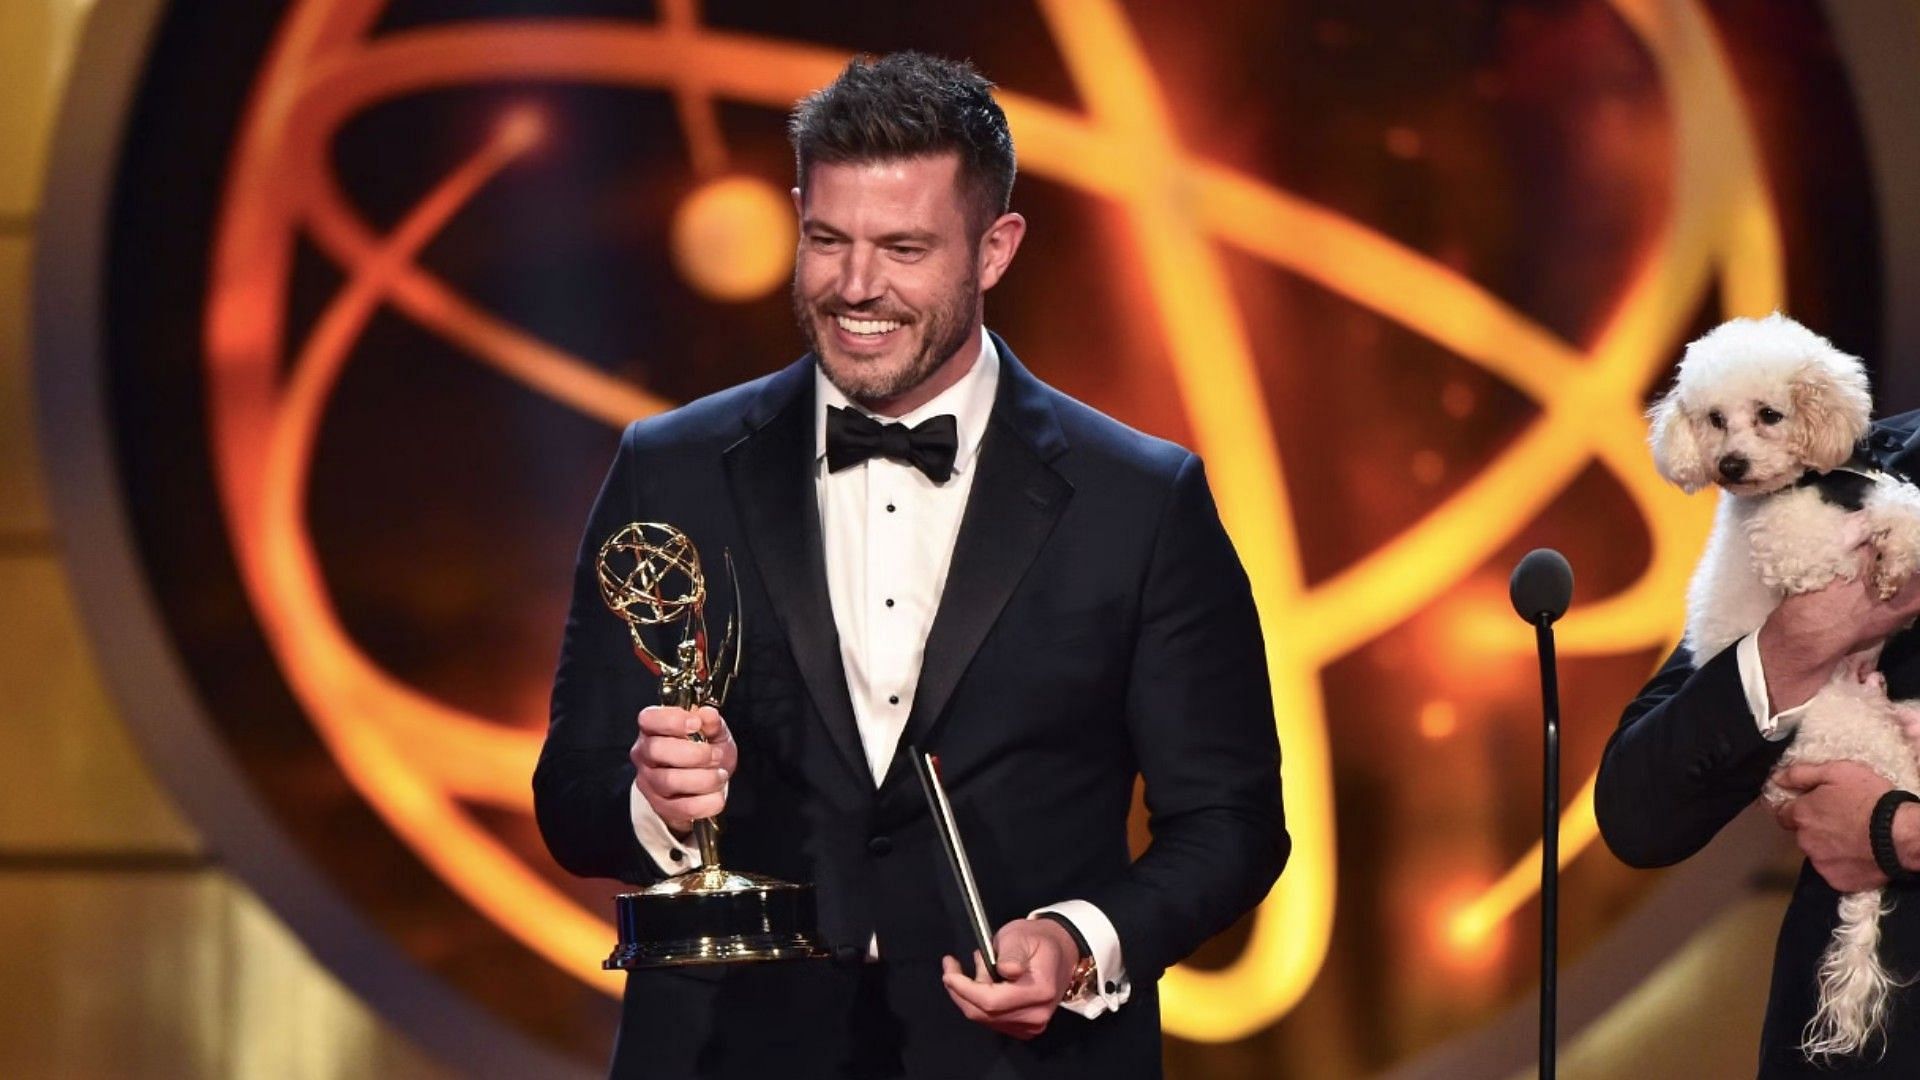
[[1511, 547, 1572, 1080]]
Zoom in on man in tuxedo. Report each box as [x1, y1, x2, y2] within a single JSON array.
[[1597, 413, 1920, 1076], [535, 52, 1288, 1078]]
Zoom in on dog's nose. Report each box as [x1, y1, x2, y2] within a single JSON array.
[[1718, 455, 1749, 481]]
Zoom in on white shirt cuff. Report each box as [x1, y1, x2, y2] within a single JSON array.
[[1031, 899, 1130, 1018], [628, 783, 702, 873], [1736, 630, 1810, 741]]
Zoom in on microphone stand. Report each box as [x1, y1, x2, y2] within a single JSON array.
[[1511, 546, 1570, 1080], [1534, 614, 1560, 1080]]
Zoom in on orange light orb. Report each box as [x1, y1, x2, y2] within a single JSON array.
[[1419, 699, 1459, 741], [669, 175, 794, 302], [494, 106, 545, 153]]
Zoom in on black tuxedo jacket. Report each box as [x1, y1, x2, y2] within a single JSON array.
[[535, 337, 1288, 1079], [1596, 410, 1920, 1076]]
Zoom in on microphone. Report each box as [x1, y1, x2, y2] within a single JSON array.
[[1510, 547, 1574, 625], [1511, 548, 1572, 1080]]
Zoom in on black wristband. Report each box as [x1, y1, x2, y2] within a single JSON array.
[[1870, 789, 1920, 884], [1033, 912, 1091, 960]]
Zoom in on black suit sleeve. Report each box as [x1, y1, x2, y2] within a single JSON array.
[[1083, 454, 1290, 982], [1594, 641, 1791, 868], [534, 423, 663, 885]]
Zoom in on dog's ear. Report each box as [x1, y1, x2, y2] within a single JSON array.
[[1787, 353, 1872, 472], [1647, 391, 1707, 492]]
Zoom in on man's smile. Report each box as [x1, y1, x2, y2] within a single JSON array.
[[834, 313, 905, 337]]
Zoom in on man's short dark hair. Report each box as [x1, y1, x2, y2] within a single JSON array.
[[788, 52, 1017, 230]]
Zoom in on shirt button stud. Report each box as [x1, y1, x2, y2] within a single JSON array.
[[886, 503, 896, 513], [885, 598, 895, 608], [868, 835, 893, 857], [888, 695, 900, 705]]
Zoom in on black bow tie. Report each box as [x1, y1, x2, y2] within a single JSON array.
[[825, 406, 959, 483]]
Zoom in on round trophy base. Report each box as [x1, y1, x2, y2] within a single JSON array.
[[603, 867, 831, 970]]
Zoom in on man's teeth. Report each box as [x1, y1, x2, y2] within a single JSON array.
[[835, 315, 902, 335]]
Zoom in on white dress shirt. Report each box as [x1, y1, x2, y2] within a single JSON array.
[[629, 327, 1130, 1016], [1735, 630, 1811, 740]]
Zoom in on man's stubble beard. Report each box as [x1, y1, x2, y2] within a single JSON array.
[[796, 267, 982, 408]]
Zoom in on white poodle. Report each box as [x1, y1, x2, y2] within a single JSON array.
[[1649, 311, 1920, 1061]]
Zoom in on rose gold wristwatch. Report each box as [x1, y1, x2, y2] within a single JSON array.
[[1063, 951, 1098, 1003]]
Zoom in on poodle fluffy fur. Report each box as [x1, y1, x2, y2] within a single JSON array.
[[1650, 312, 1920, 1061]]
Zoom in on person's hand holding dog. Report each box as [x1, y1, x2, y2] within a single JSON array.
[[1756, 549, 1920, 713], [1760, 551, 1920, 893], [1773, 761, 1920, 892]]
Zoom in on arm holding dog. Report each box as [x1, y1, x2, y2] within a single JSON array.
[[1598, 574, 1920, 869], [1597, 641, 1793, 867]]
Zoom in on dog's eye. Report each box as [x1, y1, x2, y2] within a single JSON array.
[[1707, 410, 1726, 430], [1757, 406, 1784, 426]]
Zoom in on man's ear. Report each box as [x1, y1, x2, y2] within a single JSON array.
[[977, 212, 1027, 292], [1647, 392, 1708, 492]]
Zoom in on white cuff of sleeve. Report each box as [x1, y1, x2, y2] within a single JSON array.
[[628, 783, 702, 873], [1030, 899, 1130, 1018], [1736, 630, 1810, 741]]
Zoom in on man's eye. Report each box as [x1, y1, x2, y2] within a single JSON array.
[[1758, 406, 1784, 425], [808, 235, 841, 249], [889, 246, 924, 258], [1708, 410, 1727, 430]]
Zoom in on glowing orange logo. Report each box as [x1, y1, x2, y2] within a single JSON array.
[[204, 0, 1779, 1043]]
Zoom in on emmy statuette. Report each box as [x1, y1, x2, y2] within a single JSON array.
[[596, 522, 828, 969]]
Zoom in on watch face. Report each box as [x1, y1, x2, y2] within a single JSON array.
[[1070, 954, 1098, 1000], [48, 0, 1890, 1073]]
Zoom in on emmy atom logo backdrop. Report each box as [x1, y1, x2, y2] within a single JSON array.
[[43, 0, 1892, 1074]]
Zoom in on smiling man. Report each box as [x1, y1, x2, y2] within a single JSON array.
[[537, 52, 1288, 1078], [793, 151, 996, 416]]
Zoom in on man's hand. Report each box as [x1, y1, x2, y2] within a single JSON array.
[[940, 918, 1079, 1040], [629, 705, 734, 836], [1757, 560, 1920, 712], [1773, 761, 1895, 892]]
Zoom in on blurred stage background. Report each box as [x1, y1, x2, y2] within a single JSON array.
[[9, 0, 1920, 1076]]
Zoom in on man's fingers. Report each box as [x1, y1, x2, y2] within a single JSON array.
[[943, 971, 1052, 1014], [638, 706, 701, 737], [638, 736, 721, 769], [1775, 799, 1799, 831], [1774, 764, 1828, 792], [655, 791, 724, 822], [942, 978, 990, 1023], [944, 973, 995, 1017], [696, 706, 729, 743], [645, 766, 729, 798], [944, 949, 1058, 1038]]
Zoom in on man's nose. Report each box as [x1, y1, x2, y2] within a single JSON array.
[[836, 247, 883, 306], [1718, 454, 1749, 482]]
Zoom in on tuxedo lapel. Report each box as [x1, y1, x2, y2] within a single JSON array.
[[723, 358, 870, 786], [883, 337, 1073, 789]]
